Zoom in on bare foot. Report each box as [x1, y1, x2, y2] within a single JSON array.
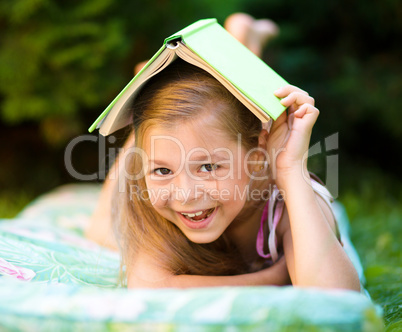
[[224, 13, 279, 57]]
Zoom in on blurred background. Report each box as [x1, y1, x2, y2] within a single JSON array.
[[0, 0, 400, 328]]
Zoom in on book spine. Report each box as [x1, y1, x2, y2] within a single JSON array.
[[164, 18, 217, 45]]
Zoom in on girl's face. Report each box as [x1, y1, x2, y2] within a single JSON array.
[[142, 115, 253, 244]]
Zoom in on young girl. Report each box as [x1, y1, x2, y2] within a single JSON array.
[[87, 15, 360, 290], [88, 57, 359, 290]]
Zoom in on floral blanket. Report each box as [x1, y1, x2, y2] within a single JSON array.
[[0, 184, 383, 331]]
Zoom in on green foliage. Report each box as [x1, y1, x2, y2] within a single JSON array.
[[0, 0, 127, 130], [244, 0, 402, 173], [339, 166, 402, 329], [1, 0, 400, 154], [0, 190, 34, 218], [0, 0, 242, 130]]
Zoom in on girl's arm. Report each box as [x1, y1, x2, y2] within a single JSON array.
[[278, 178, 360, 291], [127, 251, 290, 288], [269, 85, 360, 291]]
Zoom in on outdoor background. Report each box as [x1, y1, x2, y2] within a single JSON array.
[[0, 0, 400, 329]]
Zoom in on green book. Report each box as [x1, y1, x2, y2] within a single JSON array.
[[89, 18, 288, 135]]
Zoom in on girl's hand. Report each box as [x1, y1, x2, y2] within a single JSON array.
[[267, 85, 319, 183]]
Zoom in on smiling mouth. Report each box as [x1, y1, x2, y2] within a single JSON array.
[[180, 208, 215, 222]]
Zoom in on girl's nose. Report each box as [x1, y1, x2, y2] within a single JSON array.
[[171, 173, 204, 204]]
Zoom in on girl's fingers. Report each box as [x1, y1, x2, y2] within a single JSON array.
[[280, 92, 315, 108], [294, 103, 320, 120], [274, 85, 309, 98]]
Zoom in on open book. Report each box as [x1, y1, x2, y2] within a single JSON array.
[[89, 18, 288, 136]]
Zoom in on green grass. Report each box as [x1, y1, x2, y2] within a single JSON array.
[[340, 170, 402, 331], [0, 190, 35, 219]]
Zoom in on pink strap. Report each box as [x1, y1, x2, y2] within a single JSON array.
[[256, 178, 334, 263], [256, 185, 284, 261], [256, 201, 271, 259]]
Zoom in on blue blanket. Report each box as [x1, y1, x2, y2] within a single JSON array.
[[0, 184, 383, 331]]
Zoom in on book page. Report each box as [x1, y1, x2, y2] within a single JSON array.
[[99, 48, 178, 135]]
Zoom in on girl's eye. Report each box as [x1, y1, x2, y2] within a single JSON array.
[[154, 168, 172, 176], [200, 164, 218, 172]]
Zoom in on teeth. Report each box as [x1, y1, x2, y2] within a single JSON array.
[[181, 210, 204, 217]]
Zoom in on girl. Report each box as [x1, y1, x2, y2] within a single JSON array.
[[87, 13, 278, 247], [91, 58, 359, 290], [87, 14, 360, 290]]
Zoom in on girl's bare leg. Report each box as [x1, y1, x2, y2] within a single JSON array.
[[85, 133, 135, 250], [134, 60, 148, 75], [134, 13, 279, 75]]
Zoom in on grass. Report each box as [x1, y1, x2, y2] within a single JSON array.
[[0, 190, 36, 219], [0, 167, 401, 330], [339, 169, 402, 331]]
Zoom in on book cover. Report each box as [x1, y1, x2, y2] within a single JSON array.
[[89, 19, 287, 135]]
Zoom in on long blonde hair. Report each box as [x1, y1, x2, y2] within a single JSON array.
[[113, 59, 263, 278]]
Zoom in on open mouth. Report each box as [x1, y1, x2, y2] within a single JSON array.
[[180, 208, 215, 222]]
